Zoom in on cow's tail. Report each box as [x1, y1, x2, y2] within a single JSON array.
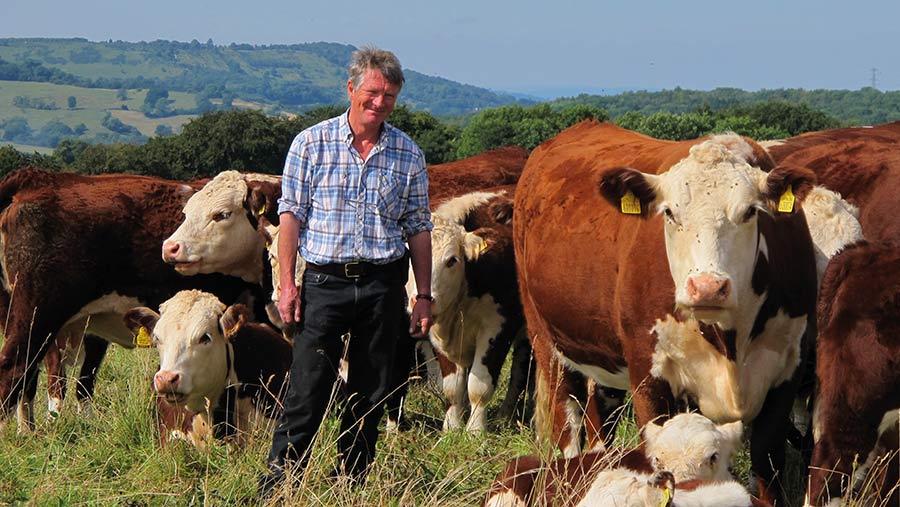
[[533, 371, 553, 442]]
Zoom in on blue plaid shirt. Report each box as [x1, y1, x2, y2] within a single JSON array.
[[278, 110, 432, 265]]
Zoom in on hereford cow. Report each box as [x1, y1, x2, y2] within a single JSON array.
[[414, 187, 531, 432], [124, 290, 292, 447], [514, 121, 819, 505], [484, 413, 759, 507], [803, 241, 900, 507], [0, 168, 265, 421]]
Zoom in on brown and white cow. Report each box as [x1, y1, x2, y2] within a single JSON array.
[[124, 290, 292, 447], [803, 241, 900, 507], [514, 121, 819, 504], [484, 412, 757, 507], [413, 187, 531, 432], [0, 168, 265, 421]]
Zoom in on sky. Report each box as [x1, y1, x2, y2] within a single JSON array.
[[4, 0, 899, 99]]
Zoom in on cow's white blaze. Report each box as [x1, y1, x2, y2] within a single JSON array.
[[644, 136, 771, 329], [163, 171, 266, 284], [151, 290, 234, 414]]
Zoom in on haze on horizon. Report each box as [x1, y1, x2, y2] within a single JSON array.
[[4, 0, 898, 99]]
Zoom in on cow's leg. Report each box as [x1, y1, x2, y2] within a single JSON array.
[[496, 330, 534, 425], [44, 335, 66, 419], [749, 381, 798, 507], [530, 328, 588, 457], [16, 369, 38, 433], [74, 335, 109, 413], [466, 329, 511, 432], [435, 349, 468, 431], [584, 384, 626, 452], [807, 396, 884, 506]]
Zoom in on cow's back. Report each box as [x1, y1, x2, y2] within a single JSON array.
[[766, 122, 900, 243], [514, 121, 703, 365], [429, 146, 528, 205]]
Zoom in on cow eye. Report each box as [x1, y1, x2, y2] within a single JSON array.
[[212, 211, 231, 222], [708, 452, 718, 466], [742, 207, 757, 222], [662, 207, 678, 224], [446, 256, 459, 268], [198, 333, 212, 345]]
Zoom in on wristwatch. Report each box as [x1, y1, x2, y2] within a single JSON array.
[[415, 294, 435, 302]]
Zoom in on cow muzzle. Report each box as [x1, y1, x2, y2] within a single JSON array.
[[154, 370, 185, 403], [684, 273, 732, 309]]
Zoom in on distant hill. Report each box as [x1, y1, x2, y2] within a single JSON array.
[[0, 38, 529, 117]]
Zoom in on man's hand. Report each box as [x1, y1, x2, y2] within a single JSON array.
[[409, 298, 432, 338], [278, 283, 303, 325]]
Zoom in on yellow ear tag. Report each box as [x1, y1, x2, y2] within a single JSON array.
[[257, 203, 266, 216], [479, 238, 488, 254], [135, 326, 152, 347], [777, 184, 795, 213], [659, 487, 672, 507], [621, 190, 642, 215]]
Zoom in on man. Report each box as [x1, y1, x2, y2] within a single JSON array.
[[260, 46, 433, 493]]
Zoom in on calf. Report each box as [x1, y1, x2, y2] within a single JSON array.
[[124, 290, 291, 447], [0, 168, 262, 423], [805, 241, 900, 507], [484, 413, 757, 507], [415, 187, 532, 431]]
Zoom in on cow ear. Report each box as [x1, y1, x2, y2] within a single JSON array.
[[123, 307, 159, 336], [463, 227, 497, 260], [642, 418, 664, 445], [762, 165, 817, 214], [599, 167, 658, 218], [488, 198, 514, 225], [245, 180, 280, 226], [220, 304, 250, 340], [717, 420, 744, 449]]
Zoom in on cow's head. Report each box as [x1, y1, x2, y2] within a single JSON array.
[[162, 171, 280, 284], [644, 412, 743, 482], [124, 290, 250, 414], [414, 215, 501, 318], [600, 134, 815, 327]]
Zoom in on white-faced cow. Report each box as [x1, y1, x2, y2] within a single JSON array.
[[124, 290, 291, 447], [413, 186, 532, 432], [0, 168, 263, 427], [484, 412, 761, 507], [514, 121, 819, 505]]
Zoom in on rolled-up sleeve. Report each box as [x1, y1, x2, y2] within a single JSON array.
[[278, 132, 312, 227], [400, 151, 433, 237]]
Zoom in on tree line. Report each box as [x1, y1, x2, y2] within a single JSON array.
[[0, 100, 847, 180]]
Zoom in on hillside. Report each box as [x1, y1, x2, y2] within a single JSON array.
[[0, 38, 526, 115]]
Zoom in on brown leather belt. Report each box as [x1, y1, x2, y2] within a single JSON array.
[[307, 256, 407, 279]]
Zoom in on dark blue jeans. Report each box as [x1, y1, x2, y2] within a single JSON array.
[[266, 265, 407, 482]]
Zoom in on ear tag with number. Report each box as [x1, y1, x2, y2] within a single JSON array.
[[777, 184, 795, 213], [620, 190, 642, 215], [135, 326, 152, 347]]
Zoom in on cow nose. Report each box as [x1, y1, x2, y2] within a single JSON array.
[[154, 370, 181, 392], [685, 274, 731, 306], [162, 240, 181, 262]]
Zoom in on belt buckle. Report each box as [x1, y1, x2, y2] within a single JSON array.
[[344, 262, 362, 278]]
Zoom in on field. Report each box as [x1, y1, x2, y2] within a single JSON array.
[[0, 334, 892, 506], [0, 80, 199, 138]]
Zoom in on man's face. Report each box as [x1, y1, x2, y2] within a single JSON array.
[[348, 68, 400, 129]]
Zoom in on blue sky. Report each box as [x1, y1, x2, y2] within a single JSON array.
[[4, 0, 898, 99]]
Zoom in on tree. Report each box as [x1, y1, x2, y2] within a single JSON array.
[[155, 124, 174, 136], [67, 96, 77, 109], [116, 87, 129, 100], [2, 117, 33, 142]]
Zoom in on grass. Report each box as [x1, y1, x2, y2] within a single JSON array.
[[0, 340, 894, 506]]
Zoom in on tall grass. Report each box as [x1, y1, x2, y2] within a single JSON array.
[[1, 343, 895, 506]]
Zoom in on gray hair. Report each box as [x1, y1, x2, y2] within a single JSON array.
[[348, 45, 405, 90]]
